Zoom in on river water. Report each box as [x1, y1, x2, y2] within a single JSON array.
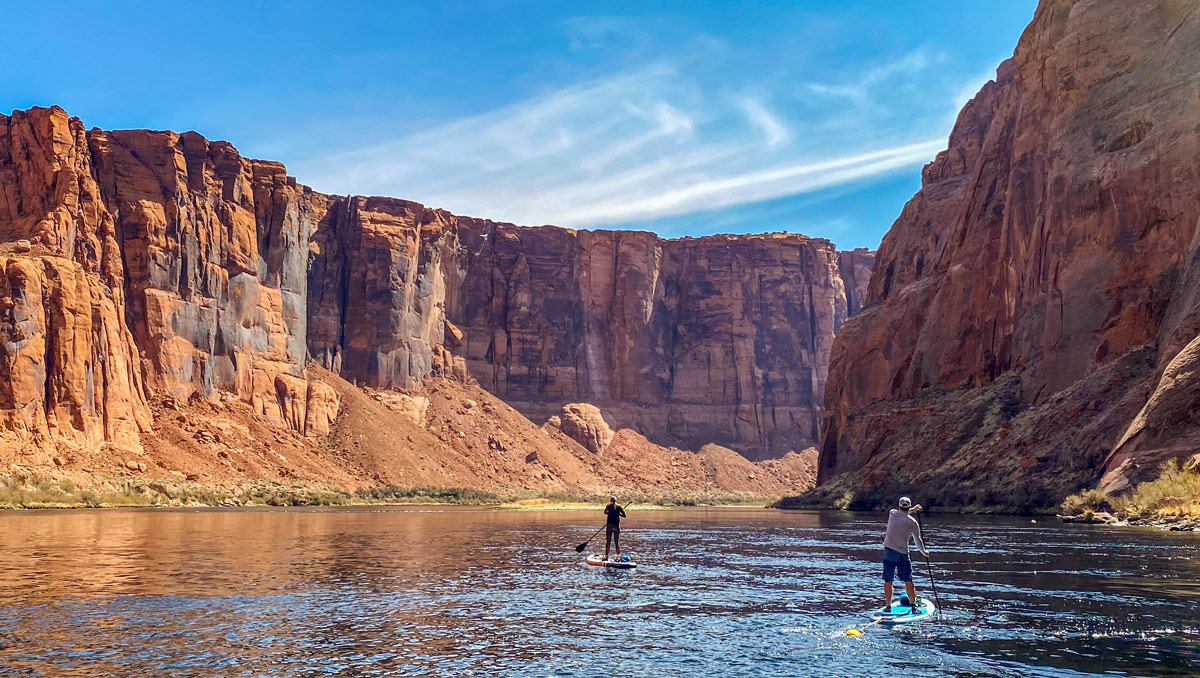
[[0, 507, 1195, 677]]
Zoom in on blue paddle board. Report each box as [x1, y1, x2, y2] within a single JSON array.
[[871, 598, 936, 625]]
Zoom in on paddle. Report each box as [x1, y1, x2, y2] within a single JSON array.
[[915, 511, 943, 618], [844, 617, 883, 636], [847, 505, 940, 636], [574, 502, 631, 554]]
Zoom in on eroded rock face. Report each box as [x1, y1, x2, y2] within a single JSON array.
[[90, 127, 318, 402], [818, 0, 1200, 504], [307, 197, 464, 388], [447, 224, 871, 459], [0, 256, 150, 453], [0, 105, 867, 462], [307, 204, 871, 459], [0, 106, 332, 446], [1100, 334, 1200, 494]]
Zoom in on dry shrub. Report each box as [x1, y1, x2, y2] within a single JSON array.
[[1117, 460, 1200, 518]]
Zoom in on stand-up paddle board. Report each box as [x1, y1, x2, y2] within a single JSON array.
[[870, 598, 936, 625], [585, 554, 636, 569]]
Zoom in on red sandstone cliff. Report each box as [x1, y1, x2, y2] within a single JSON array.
[[0, 108, 327, 455], [308, 200, 872, 459], [817, 0, 1200, 508], [0, 104, 867, 493]]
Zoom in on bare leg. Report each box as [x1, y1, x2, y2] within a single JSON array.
[[883, 580, 894, 609], [905, 580, 918, 606]]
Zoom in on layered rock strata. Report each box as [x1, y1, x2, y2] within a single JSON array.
[[817, 0, 1200, 505], [1, 105, 870, 465], [309, 204, 873, 458], [0, 107, 336, 451]]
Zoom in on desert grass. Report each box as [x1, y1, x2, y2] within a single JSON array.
[[0, 474, 154, 508], [1112, 460, 1200, 519], [354, 486, 499, 505], [1059, 489, 1111, 516]]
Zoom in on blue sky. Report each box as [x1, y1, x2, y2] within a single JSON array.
[[1, 1, 1036, 249]]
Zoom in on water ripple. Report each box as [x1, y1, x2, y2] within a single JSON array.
[[0, 508, 1195, 676]]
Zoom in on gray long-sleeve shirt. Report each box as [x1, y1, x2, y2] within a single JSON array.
[[883, 509, 926, 554]]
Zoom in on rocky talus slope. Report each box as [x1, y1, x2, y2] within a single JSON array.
[[814, 0, 1200, 510], [0, 105, 862, 496]]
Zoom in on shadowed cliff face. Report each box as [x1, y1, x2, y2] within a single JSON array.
[[0, 106, 870, 463], [818, 0, 1200, 506], [449, 224, 872, 459], [307, 200, 873, 459]]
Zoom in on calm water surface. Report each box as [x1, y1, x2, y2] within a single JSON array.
[[0, 507, 1196, 677]]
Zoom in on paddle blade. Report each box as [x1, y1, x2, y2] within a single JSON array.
[[574, 542, 587, 553]]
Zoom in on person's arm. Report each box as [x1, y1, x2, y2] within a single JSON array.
[[911, 517, 927, 554], [618, 506, 626, 518]]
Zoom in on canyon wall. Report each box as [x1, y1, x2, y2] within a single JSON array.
[[0, 106, 870, 463], [307, 197, 873, 459], [817, 0, 1200, 508], [450, 225, 873, 459], [0, 107, 331, 455]]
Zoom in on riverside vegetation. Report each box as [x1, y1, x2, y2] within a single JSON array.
[[1059, 459, 1200, 530], [0, 474, 775, 510], [773, 456, 1200, 533]]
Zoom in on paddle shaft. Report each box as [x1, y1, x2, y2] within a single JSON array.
[[852, 617, 884, 633], [915, 512, 943, 615], [574, 503, 631, 553]]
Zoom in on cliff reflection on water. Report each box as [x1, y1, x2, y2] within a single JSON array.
[[0, 507, 1196, 676]]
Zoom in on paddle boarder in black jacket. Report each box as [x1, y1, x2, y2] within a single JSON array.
[[604, 496, 626, 561]]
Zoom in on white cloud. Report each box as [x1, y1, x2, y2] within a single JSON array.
[[806, 48, 935, 104], [295, 49, 961, 230], [546, 139, 943, 225], [739, 98, 790, 146]]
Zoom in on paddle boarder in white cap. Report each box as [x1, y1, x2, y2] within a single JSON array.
[[881, 496, 928, 612]]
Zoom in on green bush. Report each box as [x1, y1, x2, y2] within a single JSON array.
[[1060, 489, 1110, 515], [240, 483, 352, 507], [353, 486, 499, 505]]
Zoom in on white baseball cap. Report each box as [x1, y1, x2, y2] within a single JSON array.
[[898, 496, 913, 508]]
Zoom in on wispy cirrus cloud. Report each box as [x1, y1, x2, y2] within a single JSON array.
[[805, 48, 935, 105], [295, 44, 978, 229], [738, 98, 791, 147]]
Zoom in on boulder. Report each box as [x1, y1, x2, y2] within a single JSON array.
[[392, 394, 430, 427], [304, 381, 339, 436], [548, 403, 614, 454]]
